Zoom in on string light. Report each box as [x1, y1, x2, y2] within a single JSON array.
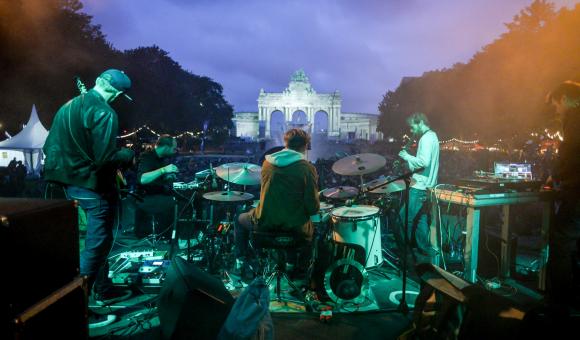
[[439, 138, 479, 144], [117, 125, 218, 139]]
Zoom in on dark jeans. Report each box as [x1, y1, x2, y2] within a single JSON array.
[[235, 209, 257, 259], [65, 186, 116, 295], [399, 188, 431, 252]]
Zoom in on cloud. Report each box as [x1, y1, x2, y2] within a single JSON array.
[[82, 0, 579, 113]]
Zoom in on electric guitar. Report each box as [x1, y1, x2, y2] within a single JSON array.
[[74, 76, 130, 196]]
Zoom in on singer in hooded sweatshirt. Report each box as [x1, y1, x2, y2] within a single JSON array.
[[397, 112, 440, 259], [235, 129, 320, 274]]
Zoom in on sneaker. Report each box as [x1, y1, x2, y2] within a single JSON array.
[[88, 311, 117, 329], [94, 287, 132, 306]]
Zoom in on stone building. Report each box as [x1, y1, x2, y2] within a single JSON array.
[[233, 70, 382, 142]]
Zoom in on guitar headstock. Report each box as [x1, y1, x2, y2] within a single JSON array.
[[74, 76, 88, 94]]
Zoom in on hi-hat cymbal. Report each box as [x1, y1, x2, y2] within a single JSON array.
[[202, 191, 254, 202], [362, 176, 416, 194], [321, 186, 359, 199], [331, 153, 386, 176], [215, 162, 261, 186]]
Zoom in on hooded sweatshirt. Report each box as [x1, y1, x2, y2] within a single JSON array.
[[251, 148, 320, 239]]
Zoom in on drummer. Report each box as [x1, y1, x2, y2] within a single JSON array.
[[235, 129, 320, 277]]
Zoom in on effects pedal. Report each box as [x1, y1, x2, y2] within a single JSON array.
[[138, 259, 171, 274]]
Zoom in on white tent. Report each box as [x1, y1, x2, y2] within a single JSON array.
[[0, 105, 49, 176]]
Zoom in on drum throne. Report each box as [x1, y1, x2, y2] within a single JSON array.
[[250, 230, 310, 306]]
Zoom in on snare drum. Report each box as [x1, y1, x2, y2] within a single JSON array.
[[311, 202, 334, 223], [331, 205, 383, 268]]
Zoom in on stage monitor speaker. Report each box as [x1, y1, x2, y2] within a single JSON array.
[[158, 257, 234, 340], [1, 198, 79, 318], [411, 263, 526, 339], [10, 276, 88, 340]]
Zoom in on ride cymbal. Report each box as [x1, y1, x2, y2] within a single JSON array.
[[215, 162, 261, 186], [331, 153, 386, 176]]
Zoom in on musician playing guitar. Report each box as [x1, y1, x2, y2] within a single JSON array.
[[43, 69, 134, 328], [397, 112, 440, 259]]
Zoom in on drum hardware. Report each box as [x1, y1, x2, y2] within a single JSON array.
[[375, 167, 425, 314], [324, 258, 369, 305], [172, 180, 204, 190], [361, 175, 417, 195], [331, 153, 387, 176], [202, 191, 251, 274], [202, 190, 254, 202], [321, 186, 358, 200], [330, 205, 383, 268], [215, 162, 262, 186], [310, 202, 334, 224]]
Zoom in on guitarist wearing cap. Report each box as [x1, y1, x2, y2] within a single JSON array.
[[43, 69, 135, 328]]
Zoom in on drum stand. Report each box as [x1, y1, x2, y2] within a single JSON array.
[[205, 200, 240, 281]]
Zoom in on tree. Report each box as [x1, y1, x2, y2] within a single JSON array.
[[377, 1, 579, 140]]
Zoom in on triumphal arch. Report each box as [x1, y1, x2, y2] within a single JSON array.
[[257, 70, 341, 138], [233, 70, 382, 142]]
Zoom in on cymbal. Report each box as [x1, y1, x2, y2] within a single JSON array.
[[202, 191, 254, 202], [321, 186, 359, 199], [215, 162, 261, 186], [331, 153, 386, 176], [362, 176, 416, 194]]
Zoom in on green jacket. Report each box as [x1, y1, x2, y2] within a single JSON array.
[[43, 90, 132, 193], [251, 149, 320, 239]]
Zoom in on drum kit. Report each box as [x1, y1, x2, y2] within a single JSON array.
[[177, 152, 412, 302]]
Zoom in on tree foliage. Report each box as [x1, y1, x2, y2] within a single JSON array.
[[0, 0, 232, 137], [378, 1, 580, 140]]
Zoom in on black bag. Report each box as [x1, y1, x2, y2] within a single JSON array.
[[218, 278, 274, 340]]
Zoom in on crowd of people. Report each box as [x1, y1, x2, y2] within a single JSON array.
[[0, 157, 27, 196]]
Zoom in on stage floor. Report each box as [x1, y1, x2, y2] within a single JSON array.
[[84, 228, 555, 339]]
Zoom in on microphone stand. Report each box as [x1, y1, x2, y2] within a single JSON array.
[[364, 168, 424, 314]]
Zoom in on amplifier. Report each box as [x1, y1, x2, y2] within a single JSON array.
[[1, 198, 79, 318]]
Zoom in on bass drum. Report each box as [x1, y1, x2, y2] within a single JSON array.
[[331, 205, 383, 268]]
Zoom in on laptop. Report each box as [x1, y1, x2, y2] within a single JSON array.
[[493, 162, 533, 180]]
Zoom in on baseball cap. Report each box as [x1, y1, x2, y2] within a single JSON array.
[[99, 69, 132, 101]]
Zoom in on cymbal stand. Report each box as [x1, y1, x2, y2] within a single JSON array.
[[358, 174, 367, 204], [366, 170, 422, 314], [399, 177, 411, 314]]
